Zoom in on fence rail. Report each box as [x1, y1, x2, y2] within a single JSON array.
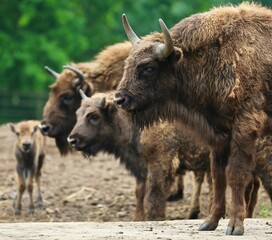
[[0, 91, 48, 124]]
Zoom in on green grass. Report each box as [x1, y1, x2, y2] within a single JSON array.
[[259, 201, 272, 218]]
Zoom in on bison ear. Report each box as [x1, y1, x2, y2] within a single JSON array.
[[7, 123, 16, 133], [63, 65, 85, 88], [33, 125, 39, 133], [101, 98, 116, 113], [169, 47, 183, 63], [81, 82, 93, 98]]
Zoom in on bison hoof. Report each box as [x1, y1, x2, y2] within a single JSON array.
[[167, 190, 183, 202], [226, 226, 244, 235], [37, 201, 45, 210], [15, 208, 21, 215], [28, 207, 35, 216], [198, 222, 217, 231], [188, 210, 200, 219]]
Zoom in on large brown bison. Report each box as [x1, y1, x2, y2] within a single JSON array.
[[39, 41, 132, 155], [114, 3, 272, 235]]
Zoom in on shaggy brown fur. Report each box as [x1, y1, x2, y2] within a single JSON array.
[[40, 41, 132, 155], [70, 91, 272, 220], [68, 92, 215, 220], [8, 120, 46, 215], [142, 120, 272, 220], [140, 121, 213, 220], [115, 3, 272, 235]]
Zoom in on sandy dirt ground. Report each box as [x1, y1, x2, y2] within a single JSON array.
[[0, 123, 271, 239], [1, 219, 272, 240]]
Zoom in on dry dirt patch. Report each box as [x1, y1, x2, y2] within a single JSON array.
[[0, 124, 271, 239]]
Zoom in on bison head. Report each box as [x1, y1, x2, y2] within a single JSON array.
[[68, 91, 116, 157], [39, 65, 94, 156], [114, 14, 183, 127], [8, 121, 40, 153]]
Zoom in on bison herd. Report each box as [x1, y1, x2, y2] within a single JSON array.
[[7, 2, 272, 236]]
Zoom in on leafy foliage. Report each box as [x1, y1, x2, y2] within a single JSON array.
[[259, 201, 272, 218], [0, 0, 271, 122]]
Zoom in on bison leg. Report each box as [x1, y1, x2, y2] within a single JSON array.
[[188, 171, 205, 219], [35, 153, 45, 209], [167, 171, 185, 201], [142, 132, 178, 220], [134, 178, 146, 221], [255, 146, 272, 202], [26, 169, 35, 215], [144, 157, 176, 220], [14, 171, 25, 215], [144, 167, 167, 220], [226, 143, 252, 235], [245, 175, 260, 218], [258, 172, 272, 202], [206, 171, 213, 212], [199, 148, 228, 231], [225, 107, 265, 235]]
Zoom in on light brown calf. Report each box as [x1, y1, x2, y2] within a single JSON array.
[[8, 120, 46, 215]]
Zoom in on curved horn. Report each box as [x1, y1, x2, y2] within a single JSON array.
[[157, 19, 174, 59], [100, 97, 106, 108], [44, 66, 60, 78], [79, 89, 88, 101], [63, 65, 84, 85], [122, 14, 140, 45]]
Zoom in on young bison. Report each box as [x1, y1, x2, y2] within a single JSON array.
[[68, 91, 147, 220], [8, 120, 46, 215], [39, 41, 132, 155], [114, 3, 272, 235], [68, 91, 215, 220]]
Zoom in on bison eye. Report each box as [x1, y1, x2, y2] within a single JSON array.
[[61, 94, 74, 105], [141, 66, 157, 78], [87, 113, 100, 125]]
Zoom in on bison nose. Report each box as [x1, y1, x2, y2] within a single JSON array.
[[67, 136, 78, 148], [38, 122, 51, 136], [113, 92, 127, 108], [22, 143, 31, 152]]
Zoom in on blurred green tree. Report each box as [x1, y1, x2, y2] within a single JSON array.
[[0, 0, 271, 122]]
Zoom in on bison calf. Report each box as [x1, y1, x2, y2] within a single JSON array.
[[69, 91, 272, 220], [8, 120, 46, 215], [68, 91, 214, 220]]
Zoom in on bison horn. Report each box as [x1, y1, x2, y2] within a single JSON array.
[[79, 89, 88, 101], [100, 97, 106, 108], [156, 19, 174, 59], [122, 14, 140, 45], [63, 65, 85, 86], [44, 66, 60, 78]]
